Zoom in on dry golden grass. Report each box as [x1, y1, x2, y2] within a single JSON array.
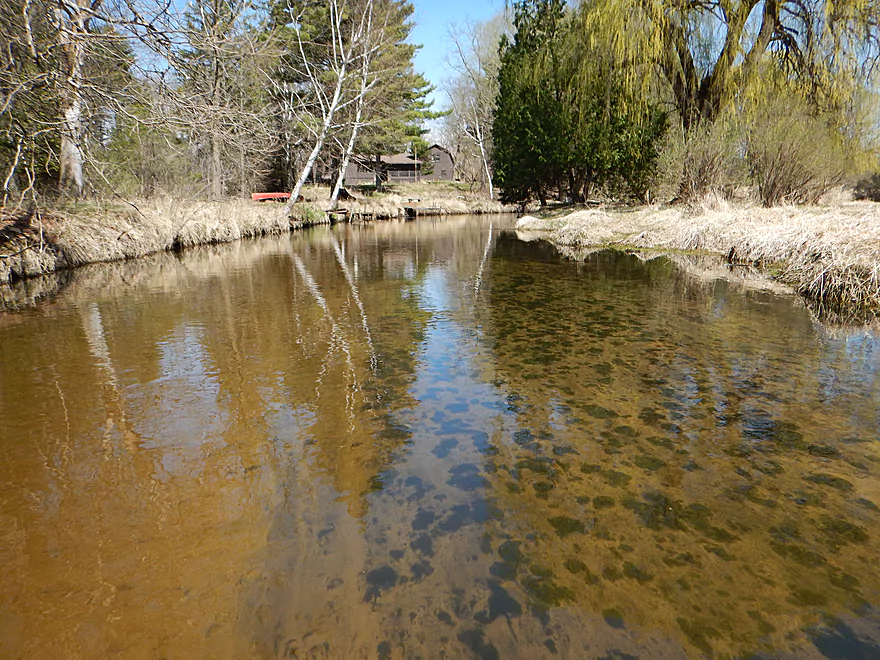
[[0, 198, 322, 284], [300, 182, 511, 219], [0, 183, 507, 285], [517, 199, 880, 316]]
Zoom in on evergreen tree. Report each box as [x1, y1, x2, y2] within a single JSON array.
[[492, 0, 666, 206]]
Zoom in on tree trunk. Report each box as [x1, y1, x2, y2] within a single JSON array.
[[57, 3, 87, 196], [330, 47, 371, 210], [476, 128, 493, 199], [60, 99, 84, 195], [330, 121, 361, 211], [374, 154, 383, 191], [283, 48, 349, 215], [285, 135, 323, 213], [2, 139, 23, 203], [211, 132, 222, 199], [583, 173, 594, 202], [463, 101, 494, 199], [239, 146, 247, 197]]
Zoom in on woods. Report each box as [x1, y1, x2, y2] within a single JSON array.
[[2, 0, 879, 212], [0, 0, 434, 206], [441, 0, 880, 207]]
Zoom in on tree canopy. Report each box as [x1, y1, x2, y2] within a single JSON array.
[[0, 0, 438, 205], [492, 0, 668, 205], [578, 0, 880, 129]]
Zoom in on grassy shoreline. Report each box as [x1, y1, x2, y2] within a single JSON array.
[[321, 181, 511, 219], [0, 198, 314, 285], [0, 183, 506, 287], [516, 200, 880, 320]]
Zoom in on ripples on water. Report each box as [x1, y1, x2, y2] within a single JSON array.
[[1, 215, 880, 659]]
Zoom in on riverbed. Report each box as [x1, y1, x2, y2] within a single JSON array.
[[2, 215, 879, 659]]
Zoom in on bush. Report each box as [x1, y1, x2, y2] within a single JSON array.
[[655, 118, 743, 204], [745, 99, 848, 207], [290, 203, 327, 226], [853, 173, 880, 202]]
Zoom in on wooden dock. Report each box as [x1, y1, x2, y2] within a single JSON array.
[[325, 209, 375, 223], [326, 209, 349, 224], [403, 206, 443, 220]]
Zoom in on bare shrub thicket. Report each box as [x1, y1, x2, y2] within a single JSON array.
[[655, 95, 858, 207], [655, 119, 742, 203], [854, 173, 880, 202], [745, 99, 848, 206]]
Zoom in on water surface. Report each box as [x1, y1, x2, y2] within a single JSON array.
[[2, 215, 880, 659]]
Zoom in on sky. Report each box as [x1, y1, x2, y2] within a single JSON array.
[[408, 0, 505, 111]]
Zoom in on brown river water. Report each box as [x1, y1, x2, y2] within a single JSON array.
[[2, 215, 880, 659]]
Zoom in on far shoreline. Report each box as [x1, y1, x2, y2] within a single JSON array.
[[0, 182, 510, 289]]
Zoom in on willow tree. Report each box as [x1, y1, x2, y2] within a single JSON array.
[[493, 0, 667, 205], [578, 0, 880, 131]]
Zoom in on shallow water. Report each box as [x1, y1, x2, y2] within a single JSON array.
[[2, 215, 880, 659]]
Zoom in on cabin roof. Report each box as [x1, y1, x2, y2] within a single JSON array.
[[351, 153, 422, 168], [383, 152, 421, 165]]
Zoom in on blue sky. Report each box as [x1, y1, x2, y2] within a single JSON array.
[[409, 0, 504, 110]]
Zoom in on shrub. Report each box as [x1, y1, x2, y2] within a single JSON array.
[[290, 203, 327, 227], [745, 98, 848, 207], [853, 173, 880, 202], [656, 118, 743, 204]]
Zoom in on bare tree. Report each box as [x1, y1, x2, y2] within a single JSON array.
[[328, 0, 385, 210], [1, 0, 126, 201], [159, 0, 280, 199], [54, 0, 101, 195], [444, 14, 509, 198], [279, 0, 376, 215]]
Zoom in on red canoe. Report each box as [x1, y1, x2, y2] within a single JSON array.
[[251, 192, 291, 201]]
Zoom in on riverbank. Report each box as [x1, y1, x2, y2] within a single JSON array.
[[0, 183, 506, 286], [0, 198, 320, 286], [517, 201, 880, 319], [299, 181, 511, 219]]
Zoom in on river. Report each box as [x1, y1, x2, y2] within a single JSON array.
[[1, 215, 880, 659]]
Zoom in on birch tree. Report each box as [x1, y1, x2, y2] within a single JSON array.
[[328, 0, 378, 210], [278, 0, 439, 203], [325, 0, 428, 207], [277, 0, 376, 214], [444, 15, 509, 198], [54, 0, 99, 195], [1, 0, 131, 201]]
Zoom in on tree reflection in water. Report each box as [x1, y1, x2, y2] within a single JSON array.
[[1, 218, 879, 659]]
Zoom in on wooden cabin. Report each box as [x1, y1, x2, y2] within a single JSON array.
[[343, 145, 456, 186]]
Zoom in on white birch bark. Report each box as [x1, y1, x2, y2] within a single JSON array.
[[282, 0, 373, 216], [56, 0, 91, 196], [329, 1, 383, 210], [329, 109, 362, 211], [468, 101, 494, 199]]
